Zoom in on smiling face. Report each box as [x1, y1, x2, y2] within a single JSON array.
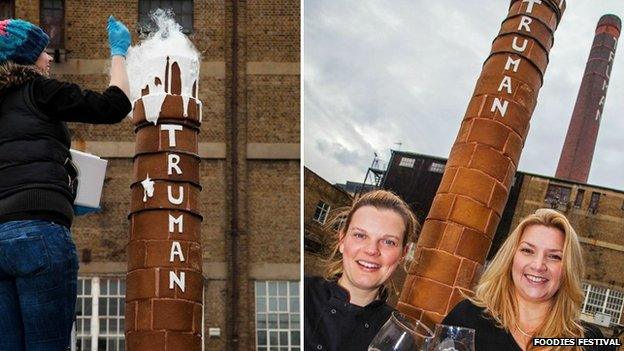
[[512, 224, 565, 304], [338, 206, 407, 298], [34, 50, 52, 76]]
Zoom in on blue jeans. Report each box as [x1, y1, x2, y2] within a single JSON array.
[[0, 220, 79, 351]]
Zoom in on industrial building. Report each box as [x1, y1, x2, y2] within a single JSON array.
[[303, 167, 352, 278]]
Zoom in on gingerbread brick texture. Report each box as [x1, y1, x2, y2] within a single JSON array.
[[555, 15, 621, 183], [398, 0, 567, 326], [14, 1, 300, 350], [126, 56, 204, 350]]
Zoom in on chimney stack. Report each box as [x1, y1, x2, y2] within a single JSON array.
[[555, 14, 621, 183], [397, 0, 566, 325]]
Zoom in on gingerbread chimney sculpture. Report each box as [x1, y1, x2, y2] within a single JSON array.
[[125, 52, 204, 350], [555, 15, 621, 183], [398, 0, 566, 325]]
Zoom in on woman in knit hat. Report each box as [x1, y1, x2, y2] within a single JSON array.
[[0, 17, 131, 350]]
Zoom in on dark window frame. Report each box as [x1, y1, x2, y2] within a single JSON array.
[[398, 157, 416, 168], [574, 189, 585, 208], [0, 0, 15, 19], [331, 215, 347, 231], [545, 184, 572, 207], [39, 0, 65, 49], [138, 0, 194, 35], [428, 161, 445, 174], [312, 201, 331, 225], [588, 192, 601, 214]]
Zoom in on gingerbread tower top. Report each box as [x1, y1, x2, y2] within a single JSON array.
[[127, 10, 201, 125]]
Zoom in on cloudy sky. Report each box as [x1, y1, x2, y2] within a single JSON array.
[[304, 1, 624, 191]]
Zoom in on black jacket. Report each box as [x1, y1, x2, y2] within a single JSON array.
[[443, 299, 616, 351], [304, 276, 394, 351], [0, 62, 131, 227]]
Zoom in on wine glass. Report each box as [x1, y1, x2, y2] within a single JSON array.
[[368, 311, 433, 351], [426, 324, 475, 351]]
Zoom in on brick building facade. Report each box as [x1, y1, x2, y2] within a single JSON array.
[[303, 167, 352, 278], [511, 174, 624, 329], [7, 1, 300, 350]]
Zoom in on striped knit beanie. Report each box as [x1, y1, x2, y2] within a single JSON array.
[[0, 19, 50, 65]]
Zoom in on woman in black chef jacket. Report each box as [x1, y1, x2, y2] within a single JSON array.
[[304, 190, 420, 351]]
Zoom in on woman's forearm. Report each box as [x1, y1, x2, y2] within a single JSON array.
[[109, 56, 130, 98]]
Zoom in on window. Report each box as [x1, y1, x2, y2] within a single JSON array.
[[0, 0, 15, 19], [40, 0, 64, 49], [75, 277, 93, 350], [332, 215, 347, 231], [582, 283, 624, 326], [312, 201, 330, 224], [75, 277, 126, 351], [255, 281, 300, 351], [589, 192, 601, 214], [398, 157, 415, 168], [574, 189, 585, 208], [428, 162, 445, 173], [584, 284, 607, 315], [606, 290, 624, 321], [139, 0, 193, 34], [544, 184, 571, 206]]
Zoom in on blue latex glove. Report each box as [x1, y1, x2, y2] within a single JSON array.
[[107, 15, 131, 57]]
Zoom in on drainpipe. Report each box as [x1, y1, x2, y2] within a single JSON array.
[[228, 0, 240, 349]]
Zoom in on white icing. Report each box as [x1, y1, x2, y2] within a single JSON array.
[[134, 92, 201, 125], [140, 93, 168, 125], [141, 174, 155, 202], [198, 100, 203, 123], [126, 12, 202, 125], [168, 213, 183, 233], [182, 95, 190, 117], [169, 271, 185, 292], [176, 56, 199, 98], [169, 241, 185, 262], [167, 185, 184, 205], [130, 56, 200, 124]]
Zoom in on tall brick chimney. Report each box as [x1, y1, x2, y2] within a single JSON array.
[[555, 15, 621, 183], [397, 0, 566, 326]]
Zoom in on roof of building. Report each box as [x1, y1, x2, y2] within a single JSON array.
[[389, 149, 624, 194]]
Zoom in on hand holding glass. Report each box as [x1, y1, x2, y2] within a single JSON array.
[[368, 311, 433, 351], [426, 324, 475, 351]]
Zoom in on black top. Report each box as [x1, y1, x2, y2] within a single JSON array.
[[31, 76, 132, 124], [304, 276, 393, 351], [443, 299, 615, 351], [0, 62, 131, 227]]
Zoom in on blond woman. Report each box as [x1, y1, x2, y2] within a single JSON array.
[[443, 209, 613, 351]]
